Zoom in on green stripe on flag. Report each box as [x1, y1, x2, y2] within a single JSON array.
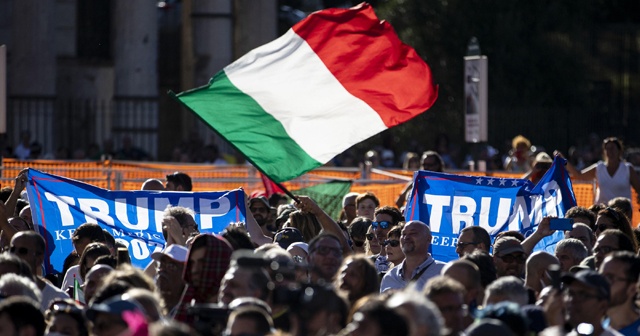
[[174, 71, 322, 182], [292, 180, 352, 220]]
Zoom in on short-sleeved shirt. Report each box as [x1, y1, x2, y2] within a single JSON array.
[[380, 254, 444, 292]]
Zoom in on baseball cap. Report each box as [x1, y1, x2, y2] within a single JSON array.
[[151, 244, 188, 263], [561, 269, 610, 301], [249, 196, 272, 210], [493, 237, 525, 256], [273, 227, 305, 249], [85, 295, 143, 321], [275, 205, 296, 228]]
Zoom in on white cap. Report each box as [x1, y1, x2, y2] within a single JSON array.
[[287, 242, 309, 254], [151, 244, 188, 263]]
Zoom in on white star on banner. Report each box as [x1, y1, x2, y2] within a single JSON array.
[[487, 178, 495, 185], [511, 180, 519, 186], [499, 179, 506, 186], [476, 177, 483, 185]]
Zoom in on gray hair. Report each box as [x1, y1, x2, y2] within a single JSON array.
[[484, 276, 528, 306], [386, 288, 443, 336], [555, 238, 588, 262], [0, 273, 42, 304], [163, 206, 196, 228]]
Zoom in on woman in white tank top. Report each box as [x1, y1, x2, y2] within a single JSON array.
[[560, 137, 640, 205]]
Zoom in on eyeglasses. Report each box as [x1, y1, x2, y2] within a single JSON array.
[[365, 233, 375, 241], [9, 246, 44, 257], [310, 246, 342, 258], [372, 221, 391, 230], [383, 239, 400, 247], [456, 241, 479, 249], [498, 254, 526, 264]]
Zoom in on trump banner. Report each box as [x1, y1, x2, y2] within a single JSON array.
[[25, 169, 246, 274], [405, 157, 576, 262]]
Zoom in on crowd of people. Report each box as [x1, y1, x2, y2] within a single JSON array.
[[0, 135, 640, 335], [9, 131, 640, 175]]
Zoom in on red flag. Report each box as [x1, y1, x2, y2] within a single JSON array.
[[260, 172, 285, 197]]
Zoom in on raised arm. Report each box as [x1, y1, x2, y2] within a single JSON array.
[[243, 193, 273, 246], [521, 216, 556, 255], [5, 169, 28, 218], [553, 152, 596, 180], [295, 195, 352, 255]]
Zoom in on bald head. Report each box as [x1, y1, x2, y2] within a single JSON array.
[[525, 251, 559, 293], [141, 179, 165, 191], [401, 221, 432, 256]]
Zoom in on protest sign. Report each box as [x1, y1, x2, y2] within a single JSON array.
[[405, 157, 576, 262], [26, 169, 246, 274]]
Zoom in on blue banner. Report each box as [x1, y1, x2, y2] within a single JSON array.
[[405, 157, 577, 262], [25, 169, 246, 274]]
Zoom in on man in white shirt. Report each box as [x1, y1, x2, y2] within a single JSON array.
[[10, 231, 68, 311], [380, 220, 444, 292]]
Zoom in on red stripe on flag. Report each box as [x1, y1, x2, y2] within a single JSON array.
[[292, 3, 438, 127]]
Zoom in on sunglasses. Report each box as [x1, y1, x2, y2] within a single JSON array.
[[498, 253, 526, 264], [383, 239, 400, 247], [311, 246, 342, 258], [372, 221, 391, 230], [365, 233, 375, 241]]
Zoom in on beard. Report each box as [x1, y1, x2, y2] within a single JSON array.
[[255, 216, 267, 227]]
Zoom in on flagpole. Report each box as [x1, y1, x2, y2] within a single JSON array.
[[274, 181, 299, 203]]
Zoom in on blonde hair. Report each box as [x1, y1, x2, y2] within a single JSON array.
[[511, 135, 531, 149], [285, 211, 322, 243]]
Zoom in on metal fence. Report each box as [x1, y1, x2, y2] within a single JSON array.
[[7, 96, 159, 160]]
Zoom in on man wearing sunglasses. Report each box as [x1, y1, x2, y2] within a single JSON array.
[[371, 206, 404, 274], [10, 231, 69, 311], [492, 237, 527, 279], [456, 226, 491, 258]]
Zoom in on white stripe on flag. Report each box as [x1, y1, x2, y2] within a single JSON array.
[[225, 29, 387, 163]]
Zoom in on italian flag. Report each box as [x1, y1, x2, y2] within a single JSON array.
[[174, 3, 437, 183]]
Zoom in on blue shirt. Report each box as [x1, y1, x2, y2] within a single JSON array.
[[380, 254, 445, 292], [618, 318, 640, 336]]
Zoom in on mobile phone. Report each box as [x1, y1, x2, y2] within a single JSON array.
[[117, 247, 131, 265], [548, 264, 561, 290], [549, 217, 574, 231]]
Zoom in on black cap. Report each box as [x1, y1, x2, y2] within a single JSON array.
[[562, 269, 610, 301], [273, 227, 305, 249]]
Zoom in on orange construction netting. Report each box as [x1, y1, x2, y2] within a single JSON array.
[[3, 158, 638, 225]]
